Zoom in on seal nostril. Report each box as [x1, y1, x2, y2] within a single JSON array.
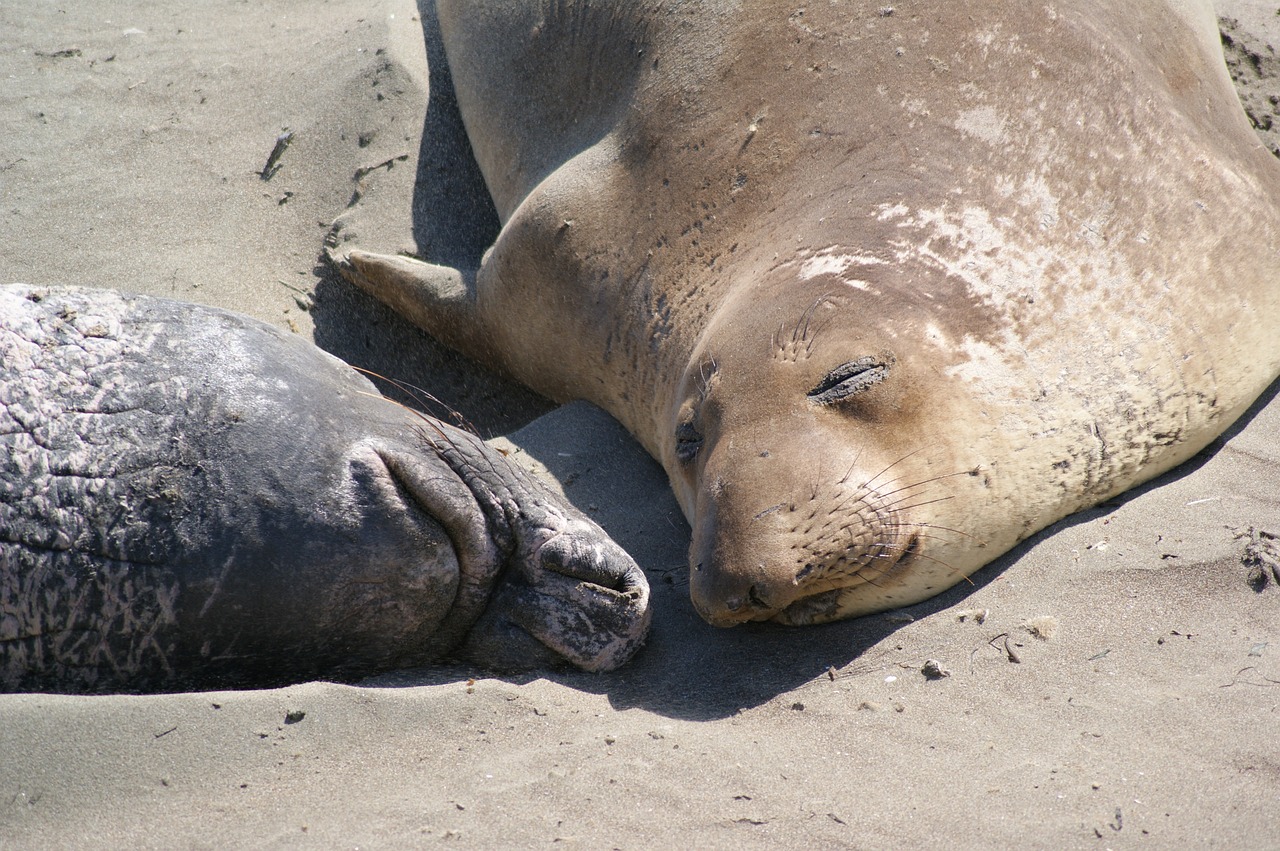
[[747, 584, 770, 611], [724, 596, 745, 612]]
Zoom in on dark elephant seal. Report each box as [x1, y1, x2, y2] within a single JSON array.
[[0, 285, 649, 693], [335, 0, 1280, 626]]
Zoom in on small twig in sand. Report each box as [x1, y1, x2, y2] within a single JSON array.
[[260, 128, 293, 180], [345, 154, 409, 206], [35, 47, 82, 59], [277, 280, 313, 311], [353, 153, 410, 182], [1219, 666, 1280, 688], [987, 632, 1022, 664]]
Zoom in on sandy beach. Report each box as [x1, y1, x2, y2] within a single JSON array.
[[2, 0, 1279, 846]]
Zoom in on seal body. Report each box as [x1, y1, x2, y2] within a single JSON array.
[[338, 1, 1280, 626], [0, 285, 649, 693]]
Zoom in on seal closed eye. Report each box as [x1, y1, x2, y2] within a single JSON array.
[[807, 357, 891, 405], [674, 420, 703, 463]]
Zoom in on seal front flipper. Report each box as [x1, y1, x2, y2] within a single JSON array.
[[335, 249, 498, 367]]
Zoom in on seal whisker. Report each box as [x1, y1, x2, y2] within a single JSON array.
[[805, 309, 837, 357], [860, 539, 967, 582], [751, 502, 787, 522], [872, 469, 973, 501], [351, 389, 494, 469], [865, 470, 972, 511], [860, 447, 927, 491], [789, 293, 837, 355], [774, 293, 837, 359], [887, 520, 980, 543], [879, 528, 965, 547], [352, 388, 497, 472], [845, 477, 926, 507], [830, 490, 871, 513], [880, 493, 957, 513], [353, 389, 451, 443], [352, 365, 477, 434], [837, 449, 866, 485], [799, 293, 831, 332], [826, 477, 924, 516]]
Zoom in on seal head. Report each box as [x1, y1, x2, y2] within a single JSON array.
[[668, 270, 976, 626]]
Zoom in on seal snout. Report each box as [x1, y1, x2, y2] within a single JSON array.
[[691, 567, 779, 627], [687, 447, 912, 627], [693, 589, 777, 628]]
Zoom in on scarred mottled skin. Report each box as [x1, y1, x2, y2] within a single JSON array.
[[0, 285, 649, 693]]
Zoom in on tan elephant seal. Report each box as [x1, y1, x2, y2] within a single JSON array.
[[335, 0, 1280, 627]]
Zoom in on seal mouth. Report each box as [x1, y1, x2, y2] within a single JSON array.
[[694, 526, 923, 627], [771, 587, 849, 626], [770, 532, 922, 626], [692, 581, 777, 627]]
